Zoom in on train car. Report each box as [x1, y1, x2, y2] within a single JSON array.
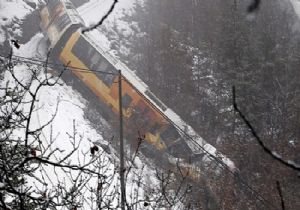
[[59, 30, 193, 158], [39, 0, 236, 176]]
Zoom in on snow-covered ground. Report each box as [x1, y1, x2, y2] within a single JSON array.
[[0, 1, 171, 209], [0, 0, 41, 43], [79, 0, 135, 24], [78, 0, 136, 56]]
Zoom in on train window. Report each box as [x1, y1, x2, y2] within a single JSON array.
[[72, 37, 116, 87], [88, 48, 102, 71], [91, 54, 101, 70], [99, 62, 115, 86], [72, 37, 92, 64], [145, 90, 167, 111], [100, 61, 116, 86], [122, 94, 132, 109], [91, 54, 99, 65], [161, 126, 180, 145]]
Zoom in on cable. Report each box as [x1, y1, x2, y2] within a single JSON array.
[[0, 54, 118, 75]]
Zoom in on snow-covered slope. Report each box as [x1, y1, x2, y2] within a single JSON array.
[[0, 1, 172, 209], [78, 0, 136, 56], [0, 0, 41, 43], [79, 0, 135, 24]]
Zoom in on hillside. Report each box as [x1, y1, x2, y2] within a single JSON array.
[[1, 0, 300, 209]]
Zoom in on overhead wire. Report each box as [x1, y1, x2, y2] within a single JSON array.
[[0, 53, 118, 75]]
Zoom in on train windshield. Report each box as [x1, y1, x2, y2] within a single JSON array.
[[72, 36, 117, 86]]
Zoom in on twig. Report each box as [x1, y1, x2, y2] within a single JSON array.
[[82, 0, 118, 33], [126, 131, 144, 177], [276, 181, 285, 210]]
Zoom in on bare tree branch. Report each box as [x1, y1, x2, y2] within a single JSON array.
[[276, 181, 285, 210], [82, 0, 118, 33], [232, 86, 300, 172]]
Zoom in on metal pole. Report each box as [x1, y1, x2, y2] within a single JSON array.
[[118, 70, 126, 210]]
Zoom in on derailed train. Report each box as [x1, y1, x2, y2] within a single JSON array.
[[39, 0, 236, 178]]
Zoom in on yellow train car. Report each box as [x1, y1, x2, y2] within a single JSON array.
[[59, 31, 193, 157], [40, 0, 236, 175]]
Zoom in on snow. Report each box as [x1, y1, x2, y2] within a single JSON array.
[[78, 0, 136, 57], [272, 151, 282, 159], [271, 151, 300, 169], [78, 0, 135, 27], [0, 1, 33, 22], [0, 0, 38, 43], [14, 32, 46, 58], [31, 81, 119, 208], [35, 81, 102, 149], [289, 139, 295, 147]]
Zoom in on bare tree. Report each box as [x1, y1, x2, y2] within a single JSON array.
[[0, 52, 124, 209], [0, 52, 196, 209]]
